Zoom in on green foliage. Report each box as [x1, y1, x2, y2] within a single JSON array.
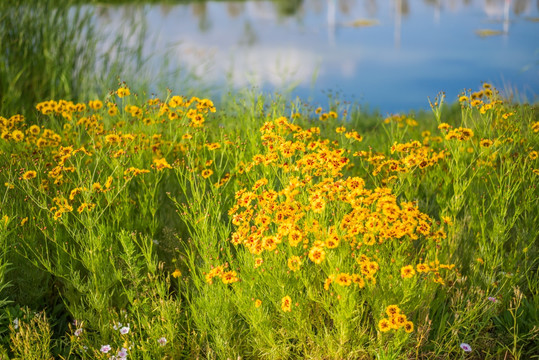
[[0, 15, 537, 356]]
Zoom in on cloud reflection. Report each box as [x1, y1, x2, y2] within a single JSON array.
[[174, 41, 320, 88]]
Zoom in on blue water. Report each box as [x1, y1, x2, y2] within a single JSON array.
[[95, 0, 539, 114]]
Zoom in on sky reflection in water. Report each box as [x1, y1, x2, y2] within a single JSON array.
[[97, 0, 539, 113]]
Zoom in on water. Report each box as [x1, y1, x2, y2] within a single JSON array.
[[94, 0, 539, 113]]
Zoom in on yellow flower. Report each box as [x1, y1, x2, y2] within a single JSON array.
[[471, 99, 483, 107], [221, 271, 239, 284], [53, 210, 63, 221], [336, 126, 346, 133], [117, 87, 131, 98], [471, 90, 483, 99], [363, 233, 376, 246], [20, 217, 28, 226], [345, 131, 363, 141], [88, 100, 103, 110], [205, 265, 225, 284], [404, 321, 414, 333], [124, 167, 150, 177], [153, 158, 172, 171], [480, 139, 493, 148], [205, 142, 221, 150], [22, 170, 37, 180], [433, 276, 445, 285], [335, 273, 352, 286], [105, 134, 121, 144], [458, 127, 474, 140], [172, 269, 182, 278], [386, 305, 400, 317], [389, 316, 400, 330], [168, 95, 184, 108], [308, 246, 326, 264], [281, 295, 292, 312], [113, 149, 125, 158], [108, 106, 118, 116], [441, 216, 453, 225], [255, 299, 262, 308], [310, 199, 326, 213], [254, 258, 263, 268], [401, 265, 416, 279], [438, 123, 451, 131], [378, 319, 391, 332], [28, 125, 41, 136], [262, 236, 277, 251], [287, 256, 301, 272], [406, 118, 418, 127], [416, 263, 430, 273], [104, 176, 113, 189], [201, 169, 213, 179], [529, 151, 538, 160], [69, 187, 84, 201], [77, 203, 87, 213], [395, 314, 407, 327], [11, 130, 24, 142], [351, 274, 365, 288], [326, 234, 340, 249], [324, 277, 333, 290]]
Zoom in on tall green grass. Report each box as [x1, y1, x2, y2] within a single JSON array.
[[0, 0, 165, 119]]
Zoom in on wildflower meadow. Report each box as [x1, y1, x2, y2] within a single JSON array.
[[0, 82, 537, 359]]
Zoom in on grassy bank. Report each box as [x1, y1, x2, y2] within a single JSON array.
[[1, 2, 538, 359], [0, 83, 537, 359]]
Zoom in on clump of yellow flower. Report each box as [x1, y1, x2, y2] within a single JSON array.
[[152, 157, 172, 171], [117, 86, 131, 98], [378, 305, 413, 333]]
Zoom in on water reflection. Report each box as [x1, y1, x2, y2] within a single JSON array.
[[93, 0, 538, 112], [143, 0, 539, 21]]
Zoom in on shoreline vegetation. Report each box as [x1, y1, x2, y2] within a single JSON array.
[[0, 83, 537, 359], [1, 1, 538, 359]]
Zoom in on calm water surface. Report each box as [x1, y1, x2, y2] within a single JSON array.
[[95, 0, 539, 113]]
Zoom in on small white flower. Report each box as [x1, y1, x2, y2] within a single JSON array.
[[117, 347, 128, 358], [120, 325, 130, 335], [13, 318, 19, 330], [74, 328, 83, 336], [101, 344, 112, 353], [460, 343, 472, 352], [158, 336, 167, 346]]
